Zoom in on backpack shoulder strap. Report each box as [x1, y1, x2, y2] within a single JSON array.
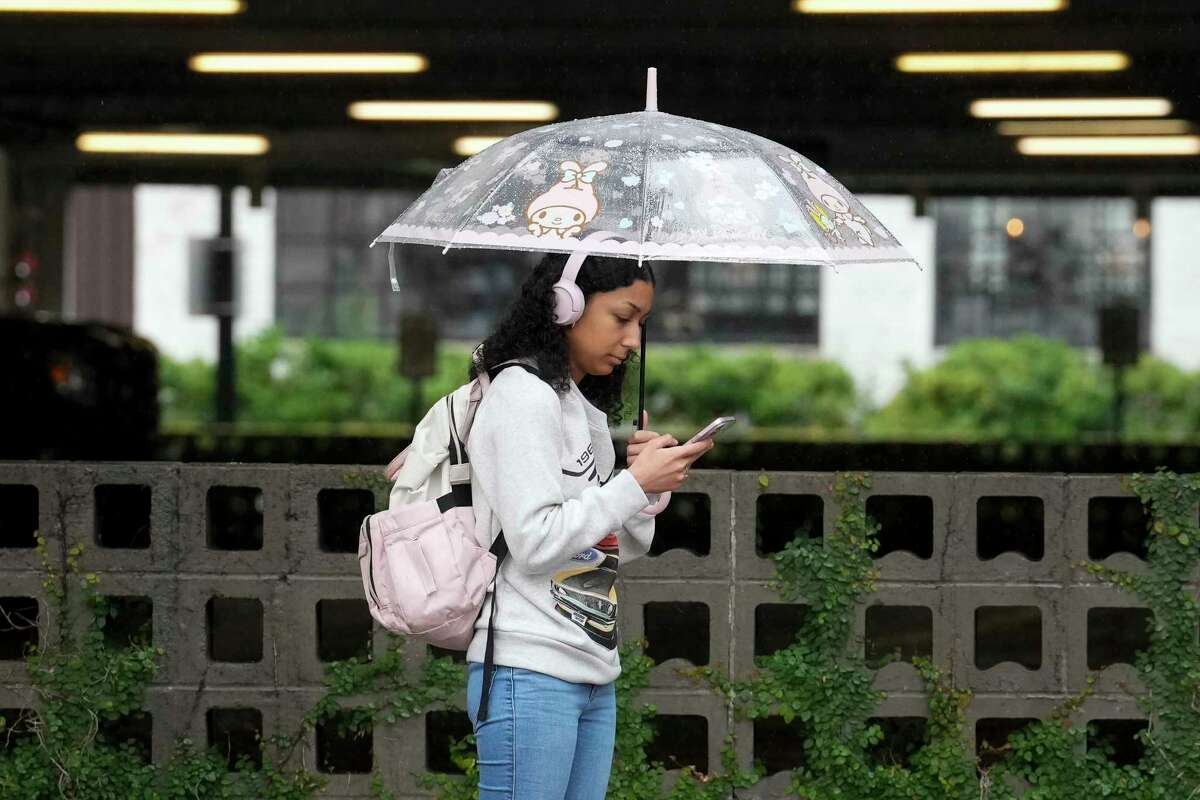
[[485, 360, 540, 382], [457, 361, 541, 448]]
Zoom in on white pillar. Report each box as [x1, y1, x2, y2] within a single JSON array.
[[134, 184, 276, 362], [1150, 198, 1200, 370], [819, 195, 937, 408]]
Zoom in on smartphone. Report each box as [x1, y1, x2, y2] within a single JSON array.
[[686, 416, 737, 445]]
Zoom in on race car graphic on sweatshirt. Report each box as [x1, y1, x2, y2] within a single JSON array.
[[551, 532, 619, 649]]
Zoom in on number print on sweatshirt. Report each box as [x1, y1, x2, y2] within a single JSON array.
[[561, 442, 597, 481], [552, 444, 619, 649]]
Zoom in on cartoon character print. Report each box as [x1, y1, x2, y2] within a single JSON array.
[[550, 441, 619, 649], [804, 199, 842, 241], [526, 160, 608, 239], [779, 153, 882, 247]]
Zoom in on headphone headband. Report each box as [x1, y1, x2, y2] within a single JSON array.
[[560, 230, 621, 284]]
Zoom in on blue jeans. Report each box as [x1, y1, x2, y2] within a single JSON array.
[[465, 661, 617, 800]]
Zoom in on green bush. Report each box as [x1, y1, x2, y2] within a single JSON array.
[[159, 328, 474, 427], [160, 330, 1200, 441], [1121, 355, 1200, 441], [160, 331, 858, 431], [865, 337, 1200, 441], [632, 345, 858, 430], [864, 336, 1112, 440]]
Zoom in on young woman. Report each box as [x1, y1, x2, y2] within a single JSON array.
[[464, 252, 712, 800]]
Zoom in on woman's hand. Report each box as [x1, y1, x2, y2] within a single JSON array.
[[627, 411, 668, 466], [628, 425, 714, 495]]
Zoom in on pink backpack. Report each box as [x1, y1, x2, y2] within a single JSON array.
[[358, 360, 536, 721]]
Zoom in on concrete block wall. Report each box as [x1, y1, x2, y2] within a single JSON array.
[[1, 463, 1196, 798]]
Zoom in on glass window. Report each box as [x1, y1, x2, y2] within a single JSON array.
[[931, 197, 1149, 347]]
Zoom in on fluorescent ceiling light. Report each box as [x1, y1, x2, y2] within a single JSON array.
[[453, 136, 505, 157], [971, 97, 1172, 118], [190, 52, 427, 74], [796, 0, 1065, 13], [897, 51, 1127, 73], [76, 132, 269, 155], [997, 119, 1192, 136], [1016, 136, 1200, 156], [348, 101, 558, 122], [0, 0, 241, 12]]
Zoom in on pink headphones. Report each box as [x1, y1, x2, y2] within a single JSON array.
[[552, 231, 621, 327]]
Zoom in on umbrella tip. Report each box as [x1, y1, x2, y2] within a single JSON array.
[[645, 67, 658, 112]]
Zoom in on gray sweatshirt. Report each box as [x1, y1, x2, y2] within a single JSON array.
[[465, 360, 657, 685]]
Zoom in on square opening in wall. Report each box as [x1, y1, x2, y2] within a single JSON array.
[[976, 718, 1038, 769], [1087, 607, 1153, 670], [756, 494, 823, 555], [1087, 718, 1148, 767], [207, 707, 263, 771], [0, 485, 38, 549], [0, 597, 39, 660], [98, 710, 152, 763], [648, 492, 711, 556], [644, 602, 709, 666], [867, 716, 927, 767], [317, 599, 372, 662], [754, 603, 811, 657], [425, 710, 472, 773], [207, 486, 264, 551], [753, 716, 807, 775], [646, 714, 708, 772], [95, 484, 151, 549], [206, 597, 263, 663], [1088, 497, 1149, 560], [865, 605, 932, 668], [977, 496, 1044, 560], [318, 710, 373, 774], [866, 495, 933, 559], [318, 489, 375, 553], [101, 595, 153, 650], [427, 645, 466, 663], [975, 606, 1041, 670], [0, 709, 38, 751]]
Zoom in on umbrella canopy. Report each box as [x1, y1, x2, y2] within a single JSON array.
[[374, 69, 919, 450], [373, 70, 916, 275]]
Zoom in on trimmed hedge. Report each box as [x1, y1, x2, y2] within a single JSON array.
[[159, 329, 1200, 441]]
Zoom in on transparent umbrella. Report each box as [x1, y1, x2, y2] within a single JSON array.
[[373, 69, 919, 426]]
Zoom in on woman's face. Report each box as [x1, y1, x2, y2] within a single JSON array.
[[564, 279, 654, 383]]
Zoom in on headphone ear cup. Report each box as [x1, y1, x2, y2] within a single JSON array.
[[552, 280, 585, 326]]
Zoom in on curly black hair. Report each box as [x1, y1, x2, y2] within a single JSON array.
[[469, 252, 657, 425]]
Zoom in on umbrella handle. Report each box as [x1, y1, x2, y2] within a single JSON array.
[[637, 314, 647, 431]]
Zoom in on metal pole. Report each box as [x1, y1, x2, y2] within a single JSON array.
[[216, 186, 236, 423], [410, 378, 423, 427], [1113, 365, 1125, 441], [637, 317, 647, 431]]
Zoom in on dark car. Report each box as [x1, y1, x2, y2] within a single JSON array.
[[0, 315, 159, 459]]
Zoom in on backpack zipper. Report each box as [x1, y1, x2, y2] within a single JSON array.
[[363, 517, 381, 608]]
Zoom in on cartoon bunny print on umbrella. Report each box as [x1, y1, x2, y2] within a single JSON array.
[[526, 160, 608, 238]]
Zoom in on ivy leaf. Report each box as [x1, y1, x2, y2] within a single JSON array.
[[758, 474, 770, 490]]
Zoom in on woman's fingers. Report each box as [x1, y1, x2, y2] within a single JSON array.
[[629, 429, 659, 445], [675, 438, 713, 460]]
